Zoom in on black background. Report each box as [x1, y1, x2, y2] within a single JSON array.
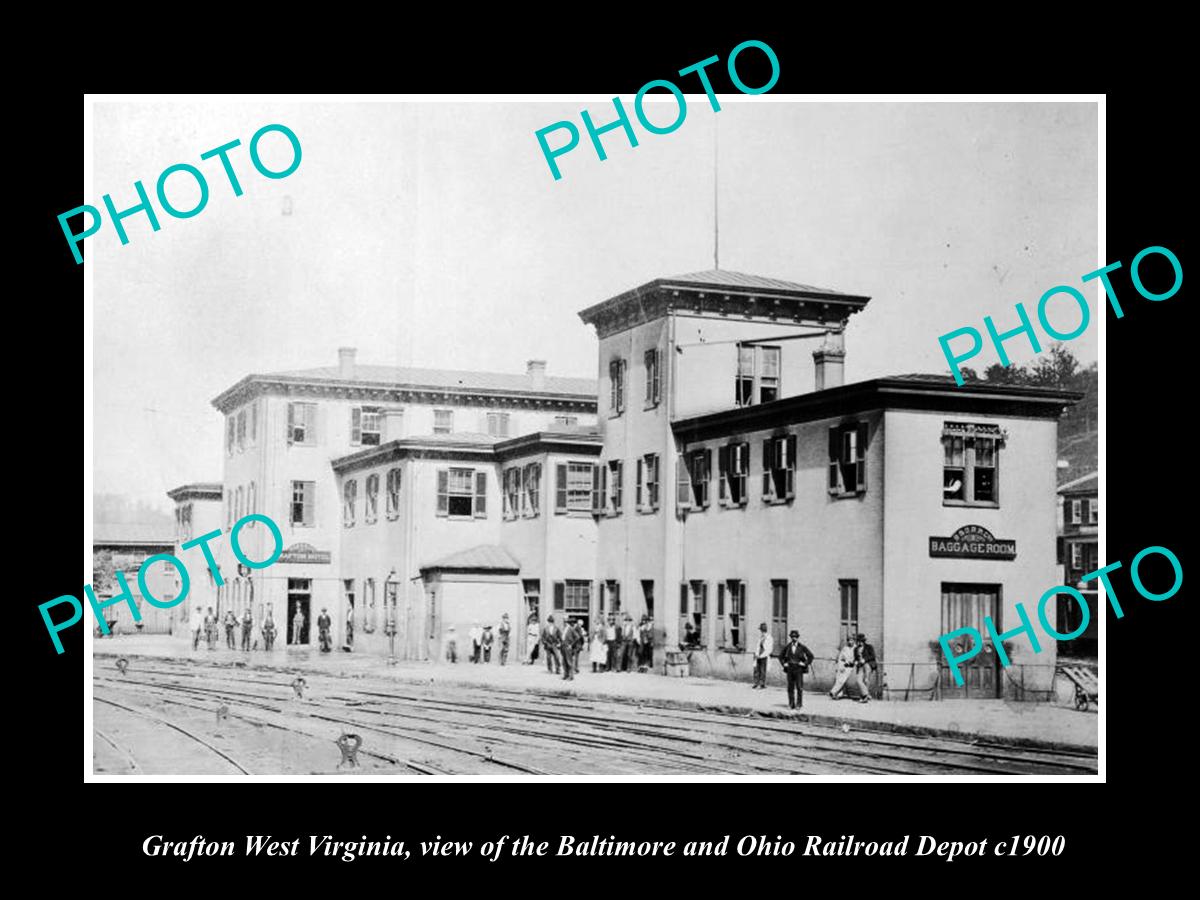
[[23, 21, 1189, 886]]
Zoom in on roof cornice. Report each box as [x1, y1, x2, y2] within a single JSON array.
[[672, 378, 1082, 443], [578, 281, 871, 340], [211, 375, 598, 415]]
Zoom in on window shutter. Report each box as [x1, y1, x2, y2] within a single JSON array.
[[679, 582, 689, 615], [828, 426, 840, 494], [351, 407, 362, 445], [436, 469, 449, 517], [762, 439, 772, 499], [716, 583, 726, 647], [554, 581, 565, 611], [676, 454, 692, 509], [855, 422, 868, 492], [304, 482, 315, 526], [636, 458, 644, 509], [1081, 498, 1089, 523], [555, 463, 568, 514], [591, 464, 601, 513], [700, 449, 711, 506], [717, 445, 729, 503], [786, 435, 797, 498], [620, 359, 628, 412], [286, 403, 295, 444], [474, 471, 488, 518], [652, 351, 661, 403]]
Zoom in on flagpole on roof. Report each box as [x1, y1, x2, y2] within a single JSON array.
[[713, 116, 719, 271]]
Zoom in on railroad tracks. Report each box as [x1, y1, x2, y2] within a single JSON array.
[[92, 658, 1097, 776]]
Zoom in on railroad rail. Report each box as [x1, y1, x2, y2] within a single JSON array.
[[92, 658, 1097, 776]]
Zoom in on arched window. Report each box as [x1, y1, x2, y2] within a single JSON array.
[[343, 479, 357, 527], [365, 473, 379, 523], [386, 467, 402, 518], [365, 578, 377, 633]]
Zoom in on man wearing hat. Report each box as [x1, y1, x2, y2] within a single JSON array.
[[778, 630, 814, 710], [752, 622, 773, 689], [854, 633, 877, 702]]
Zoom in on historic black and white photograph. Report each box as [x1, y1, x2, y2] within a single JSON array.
[[88, 97, 1099, 776]]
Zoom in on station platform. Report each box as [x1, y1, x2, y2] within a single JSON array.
[[91, 634, 1098, 752]]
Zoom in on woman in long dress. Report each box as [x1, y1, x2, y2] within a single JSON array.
[[589, 624, 607, 673]]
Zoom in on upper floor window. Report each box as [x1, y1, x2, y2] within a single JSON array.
[[249, 402, 257, 444], [386, 467, 402, 518], [762, 434, 796, 503], [487, 412, 511, 437], [236, 409, 247, 451], [644, 348, 661, 407], [605, 460, 623, 515], [433, 409, 454, 435], [736, 345, 781, 406], [678, 448, 711, 510], [829, 422, 868, 497], [503, 466, 523, 519], [1089, 498, 1098, 524], [553, 415, 579, 427], [287, 402, 317, 446], [365, 473, 379, 523], [636, 454, 660, 512], [352, 406, 382, 446], [1070, 499, 1082, 524], [718, 442, 750, 507], [555, 461, 595, 514], [942, 422, 1002, 506], [523, 462, 541, 517], [437, 467, 487, 518], [609, 359, 627, 415], [291, 480, 315, 527], [343, 479, 358, 527]]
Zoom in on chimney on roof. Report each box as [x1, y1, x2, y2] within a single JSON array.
[[813, 331, 845, 392], [338, 347, 357, 379], [527, 359, 547, 390]]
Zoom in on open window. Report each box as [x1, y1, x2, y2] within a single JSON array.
[[762, 434, 797, 502], [828, 421, 868, 497]]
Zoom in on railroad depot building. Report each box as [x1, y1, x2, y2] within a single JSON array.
[[169, 268, 1078, 701], [183, 352, 598, 656], [577, 270, 1079, 700]]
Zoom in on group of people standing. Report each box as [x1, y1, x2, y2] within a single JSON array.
[[442, 612, 654, 682], [749, 624, 877, 709], [189, 606, 276, 652]]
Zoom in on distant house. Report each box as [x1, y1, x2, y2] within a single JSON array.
[[1056, 471, 1098, 657], [92, 523, 178, 634]]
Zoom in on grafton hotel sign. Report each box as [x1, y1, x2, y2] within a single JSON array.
[[929, 524, 1017, 561]]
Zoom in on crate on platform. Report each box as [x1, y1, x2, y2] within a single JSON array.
[[664, 650, 690, 677]]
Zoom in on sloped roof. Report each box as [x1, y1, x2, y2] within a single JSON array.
[[258, 364, 596, 396], [1058, 471, 1098, 494], [661, 268, 851, 296], [93, 522, 175, 547], [420, 544, 521, 573]]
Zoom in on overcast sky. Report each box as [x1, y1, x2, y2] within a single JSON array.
[[91, 99, 1098, 514]]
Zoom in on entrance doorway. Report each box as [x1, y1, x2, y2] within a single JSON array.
[[939, 583, 1001, 698], [287, 578, 312, 645]]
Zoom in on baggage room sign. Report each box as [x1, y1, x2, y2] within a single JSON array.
[[929, 524, 1017, 560]]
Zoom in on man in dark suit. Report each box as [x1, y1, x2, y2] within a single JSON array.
[[541, 615, 562, 674], [561, 617, 582, 681], [778, 630, 815, 710]]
